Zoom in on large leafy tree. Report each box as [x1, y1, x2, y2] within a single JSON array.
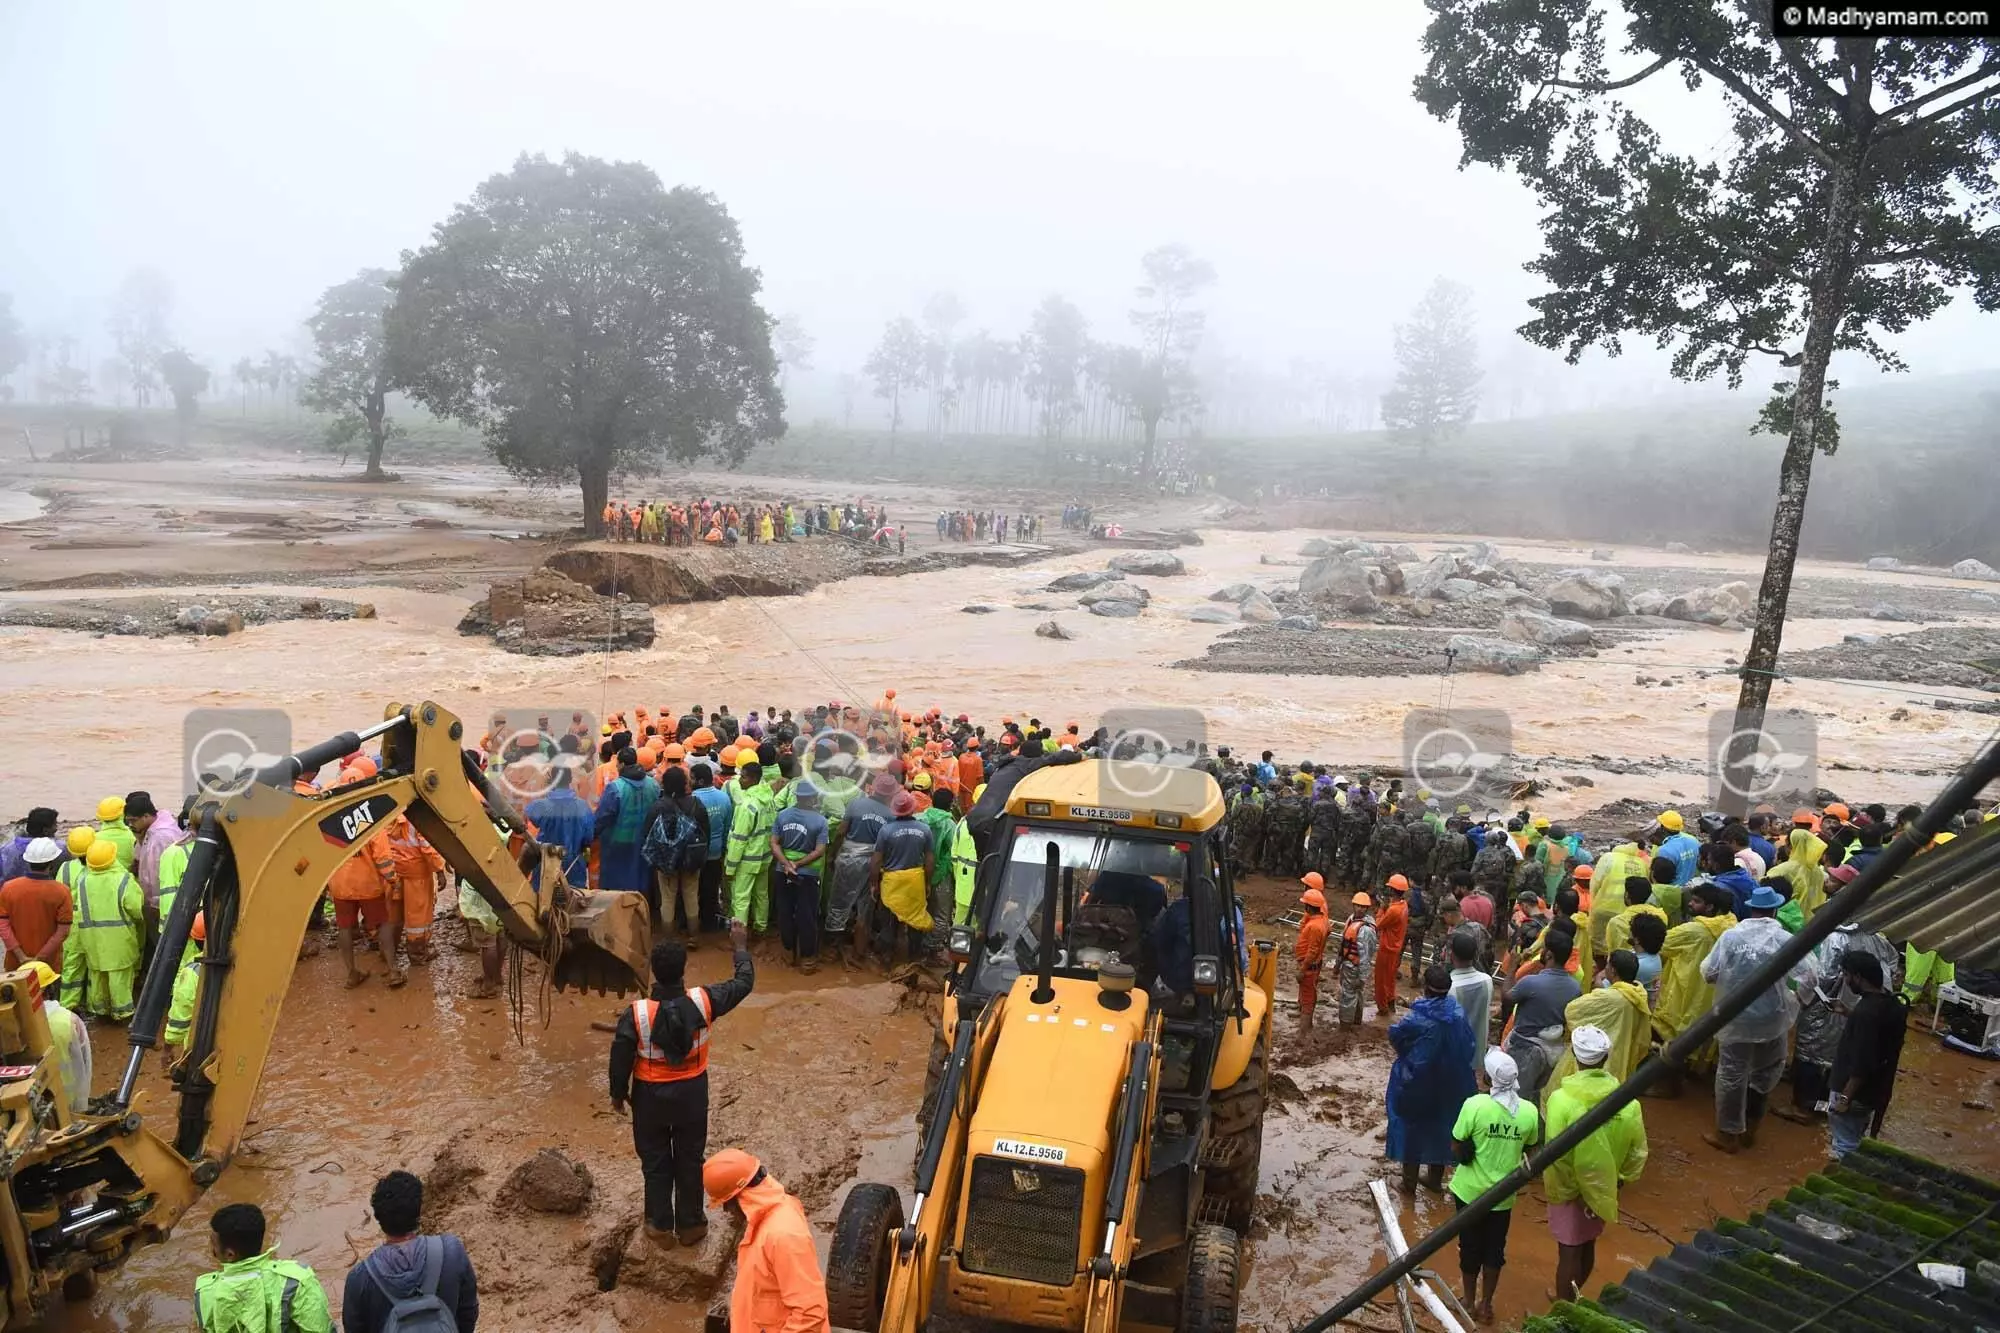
[[302, 267, 401, 477], [863, 316, 926, 433], [157, 348, 210, 445], [387, 152, 783, 533], [1416, 10, 2000, 799], [1380, 277, 1482, 454], [0, 293, 25, 401], [1023, 294, 1089, 441], [107, 267, 172, 409], [1108, 245, 1214, 482]]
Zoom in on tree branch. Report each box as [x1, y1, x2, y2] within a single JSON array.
[[1774, 42, 1848, 120], [1543, 53, 1674, 93], [1687, 54, 1837, 168], [1883, 76, 2000, 135], [1880, 60, 2000, 124], [1703, 219, 1811, 286]]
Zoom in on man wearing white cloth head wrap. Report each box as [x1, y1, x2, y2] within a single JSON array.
[[1543, 1024, 1649, 1304], [1448, 1047, 1540, 1322]]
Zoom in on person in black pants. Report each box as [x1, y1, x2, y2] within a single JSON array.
[[608, 924, 755, 1245]]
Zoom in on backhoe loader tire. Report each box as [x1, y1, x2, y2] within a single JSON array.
[[1205, 1036, 1266, 1233], [826, 1182, 905, 1332], [1177, 1223, 1241, 1333]]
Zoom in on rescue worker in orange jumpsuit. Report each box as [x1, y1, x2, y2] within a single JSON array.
[[1375, 873, 1411, 1018], [385, 815, 447, 963], [704, 1148, 831, 1333], [1295, 874, 1332, 1031], [609, 922, 755, 1247]]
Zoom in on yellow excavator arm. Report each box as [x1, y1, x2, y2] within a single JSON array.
[[0, 702, 648, 1327]]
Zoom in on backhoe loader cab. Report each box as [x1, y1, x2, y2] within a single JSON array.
[[827, 760, 1276, 1333]]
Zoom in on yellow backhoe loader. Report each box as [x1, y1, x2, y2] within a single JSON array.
[[823, 758, 1275, 1333], [0, 702, 648, 1327]]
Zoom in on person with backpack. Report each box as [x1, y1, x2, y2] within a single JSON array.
[[643, 767, 710, 943], [690, 761, 735, 934], [610, 924, 757, 1247], [196, 1202, 333, 1333], [593, 747, 662, 898], [340, 1170, 478, 1333]]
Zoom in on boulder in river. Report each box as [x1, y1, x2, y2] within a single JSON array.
[[1108, 551, 1185, 576], [1238, 590, 1281, 623], [1273, 615, 1319, 631], [1541, 569, 1627, 620], [1663, 586, 1744, 626], [460, 569, 655, 656], [1048, 569, 1125, 592], [1591, 549, 1615, 562], [1035, 619, 1074, 640], [1500, 609, 1594, 648], [1952, 557, 2000, 581], [1628, 589, 1671, 617], [1298, 556, 1380, 615], [1447, 634, 1547, 675], [1187, 606, 1239, 624], [1088, 599, 1143, 618], [1435, 578, 1481, 603], [1079, 582, 1148, 607], [960, 604, 1000, 614], [1665, 541, 1693, 554], [1210, 582, 1257, 603], [1865, 556, 1902, 571], [173, 605, 211, 630], [197, 609, 245, 637]]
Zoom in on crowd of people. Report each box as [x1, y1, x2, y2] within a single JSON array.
[[935, 509, 1043, 542], [2, 708, 1986, 1331], [1266, 761, 1980, 1318], [601, 496, 900, 547]]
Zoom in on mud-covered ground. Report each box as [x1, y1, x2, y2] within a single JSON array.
[[0, 592, 370, 637], [1779, 625, 2000, 691]]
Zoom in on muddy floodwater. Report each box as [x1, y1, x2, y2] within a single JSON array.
[[7, 459, 1997, 1330]]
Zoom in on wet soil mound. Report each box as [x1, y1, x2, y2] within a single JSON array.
[[546, 537, 1067, 606], [1175, 624, 1604, 676], [458, 569, 656, 656], [499, 1147, 594, 1215], [0, 592, 370, 637]]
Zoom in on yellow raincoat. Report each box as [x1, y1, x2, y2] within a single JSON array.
[[1605, 903, 1670, 958], [1652, 913, 1735, 1046], [1588, 845, 1651, 950], [1543, 1068, 1648, 1224], [1545, 980, 1652, 1093], [1767, 829, 1829, 920]]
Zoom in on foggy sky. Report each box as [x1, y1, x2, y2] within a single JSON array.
[[4, 0, 1996, 402]]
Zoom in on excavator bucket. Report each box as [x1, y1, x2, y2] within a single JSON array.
[[557, 889, 652, 995]]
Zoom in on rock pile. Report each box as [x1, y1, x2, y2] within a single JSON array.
[[459, 569, 656, 656], [1953, 557, 2000, 581]]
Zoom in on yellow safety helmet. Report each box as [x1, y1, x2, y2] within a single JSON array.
[[66, 827, 95, 857], [97, 796, 125, 822], [25, 961, 57, 992], [85, 839, 117, 871]]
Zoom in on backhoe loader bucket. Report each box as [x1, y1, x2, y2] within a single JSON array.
[[557, 889, 652, 995]]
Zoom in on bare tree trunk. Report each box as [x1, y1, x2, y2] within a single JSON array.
[[580, 452, 611, 538], [1726, 150, 1866, 813], [1140, 413, 1160, 484], [363, 391, 389, 479]]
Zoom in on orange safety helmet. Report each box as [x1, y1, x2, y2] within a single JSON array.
[[688, 727, 717, 749], [1299, 887, 1328, 912], [191, 911, 207, 943], [663, 743, 686, 761], [1385, 873, 1410, 892], [1351, 892, 1374, 909], [1792, 807, 1819, 827], [1572, 865, 1593, 881], [1300, 871, 1325, 892], [719, 746, 740, 766], [703, 1148, 762, 1206], [1824, 802, 1851, 822]]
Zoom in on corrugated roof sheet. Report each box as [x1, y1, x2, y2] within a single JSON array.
[[1524, 1141, 2000, 1332], [1853, 818, 2000, 971]]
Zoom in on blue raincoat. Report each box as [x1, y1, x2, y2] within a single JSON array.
[[1386, 993, 1478, 1165]]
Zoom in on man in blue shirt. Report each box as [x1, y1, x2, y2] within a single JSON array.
[[1744, 813, 1779, 873], [771, 781, 830, 973], [690, 762, 734, 933], [1654, 810, 1701, 885], [525, 764, 595, 889]]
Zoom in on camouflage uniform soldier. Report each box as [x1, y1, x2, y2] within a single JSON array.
[[1265, 786, 1308, 878], [1363, 812, 1411, 899], [1336, 802, 1374, 890], [1227, 787, 1266, 875], [1469, 833, 1514, 910], [1307, 795, 1344, 881], [1400, 814, 1440, 979]]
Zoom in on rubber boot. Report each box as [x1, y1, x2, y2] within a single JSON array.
[[676, 1223, 708, 1247], [644, 1223, 677, 1248], [1703, 1129, 1742, 1154]]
